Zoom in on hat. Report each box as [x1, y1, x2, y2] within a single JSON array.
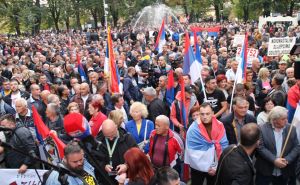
[[141, 86, 157, 96], [184, 85, 194, 94], [279, 60, 287, 65], [64, 113, 91, 139]]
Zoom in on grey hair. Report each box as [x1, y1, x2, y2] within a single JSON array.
[[268, 106, 288, 123], [47, 94, 59, 104], [47, 103, 60, 115], [15, 98, 28, 107], [156, 115, 170, 126]]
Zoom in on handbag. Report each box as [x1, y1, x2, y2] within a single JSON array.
[[138, 120, 149, 150]]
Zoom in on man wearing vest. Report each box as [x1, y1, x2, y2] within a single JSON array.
[[149, 115, 183, 170]]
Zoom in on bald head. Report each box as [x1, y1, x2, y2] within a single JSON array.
[[102, 119, 118, 140], [80, 82, 90, 96], [240, 123, 260, 148]]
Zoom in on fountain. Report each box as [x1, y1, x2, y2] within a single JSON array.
[[131, 3, 184, 31]]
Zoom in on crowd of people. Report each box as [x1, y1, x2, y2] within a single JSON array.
[[0, 20, 299, 185]]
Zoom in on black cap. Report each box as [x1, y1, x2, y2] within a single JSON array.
[[184, 85, 194, 94]]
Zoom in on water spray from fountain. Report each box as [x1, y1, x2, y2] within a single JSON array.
[[131, 3, 184, 32]]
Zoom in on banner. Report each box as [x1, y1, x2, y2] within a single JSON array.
[[0, 169, 47, 185], [236, 47, 258, 67], [267, 37, 296, 56], [233, 35, 245, 47]]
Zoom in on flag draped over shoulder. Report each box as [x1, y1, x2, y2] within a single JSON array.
[[190, 26, 221, 37], [183, 32, 201, 84], [155, 19, 166, 53], [77, 53, 87, 82], [32, 105, 65, 158], [107, 27, 120, 93], [184, 116, 228, 172], [166, 70, 175, 107]]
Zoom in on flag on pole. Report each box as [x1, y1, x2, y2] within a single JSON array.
[[183, 32, 202, 84], [236, 33, 248, 83], [155, 19, 166, 53], [179, 78, 187, 129], [104, 43, 110, 75], [193, 31, 202, 64], [77, 53, 87, 82], [32, 105, 65, 159], [32, 105, 50, 140], [166, 70, 175, 107], [107, 27, 120, 93]]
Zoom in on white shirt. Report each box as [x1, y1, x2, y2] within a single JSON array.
[[115, 106, 128, 123], [11, 91, 21, 110], [225, 69, 236, 82], [81, 95, 89, 109]]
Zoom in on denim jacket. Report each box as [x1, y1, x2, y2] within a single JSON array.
[[45, 160, 96, 185]]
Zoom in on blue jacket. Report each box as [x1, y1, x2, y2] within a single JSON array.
[[125, 119, 154, 153], [45, 160, 96, 185], [123, 75, 140, 103]]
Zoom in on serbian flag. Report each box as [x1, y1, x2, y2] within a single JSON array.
[[104, 44, 109, 75], [193, 31, 202, 64], [166, 70, 175, 107], [155, 19, 166, 53], [191, 26, 221, 37], [236, 33, 248, 83], [107, 27, 120, 93], [77, 53, 87, 82], [183, 32, 201, 84], [179, 77, 187, 129], [32, 105, 65, 158]]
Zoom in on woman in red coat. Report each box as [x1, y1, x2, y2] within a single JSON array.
[[88, 100, 107, 137]]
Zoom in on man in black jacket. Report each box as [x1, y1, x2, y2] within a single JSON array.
[[142, 86, 169, 122], [0, 114, 37, 173], [96, 119, 137, 184], [220, 97, 257, 144], [4, 79, 30, 109], [215, 123, 260, 185]]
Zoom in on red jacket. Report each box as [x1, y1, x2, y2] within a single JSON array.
[[149, 129, 183, 167], [89, 112, 107, 137]]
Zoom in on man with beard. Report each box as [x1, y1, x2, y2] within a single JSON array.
[[44, 141, 99, 185]]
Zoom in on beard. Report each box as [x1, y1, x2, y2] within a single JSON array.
[[65, 163, 84, 175]]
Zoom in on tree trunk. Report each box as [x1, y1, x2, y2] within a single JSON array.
[[214, 0, 220, 22], [288, 0, 294, 16], [243, 5, 249, 22], [92, 9, 98, 28], [14, 16, 21, 36], [33, 0, 41, 35], [65, 16, 70, 31], [54, 19, 59, 32], [76, 11, 81, 30], [183, 0, 188, 17]]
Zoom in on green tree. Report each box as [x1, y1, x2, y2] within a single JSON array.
[[48, 0, 62, 32]]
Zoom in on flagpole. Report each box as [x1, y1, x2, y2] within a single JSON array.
[[229, 70, 238, 113], [199, 68, 207, 102]]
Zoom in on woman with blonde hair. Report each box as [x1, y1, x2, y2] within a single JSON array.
[[125, 102, 154, 153], [108, 109, 125, 129], [255, 67, 271, 107]]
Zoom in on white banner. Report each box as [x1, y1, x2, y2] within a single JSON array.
[[233, 35, 245, 47], [267, 37, 296, 56], [0, 169, 47, 185], [235, 47, 259, 67]]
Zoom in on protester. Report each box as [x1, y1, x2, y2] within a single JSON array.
[[44, 141, 98, 185], [255, 106, 299, 185], [88, 100, 107, 137], [220, 97, 257, 144], [116, 147, 155, 185], [215, 123, 260, 185], [185, 103, 228, 185], [125, 102, 154, 153], [149, 115, 183, 170], [0, 114, 37, 173]]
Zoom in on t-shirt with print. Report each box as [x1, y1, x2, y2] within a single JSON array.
[[197, 89, 226, 116]]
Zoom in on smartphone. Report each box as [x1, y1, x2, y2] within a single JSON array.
[[108, 171, 118, 176]]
